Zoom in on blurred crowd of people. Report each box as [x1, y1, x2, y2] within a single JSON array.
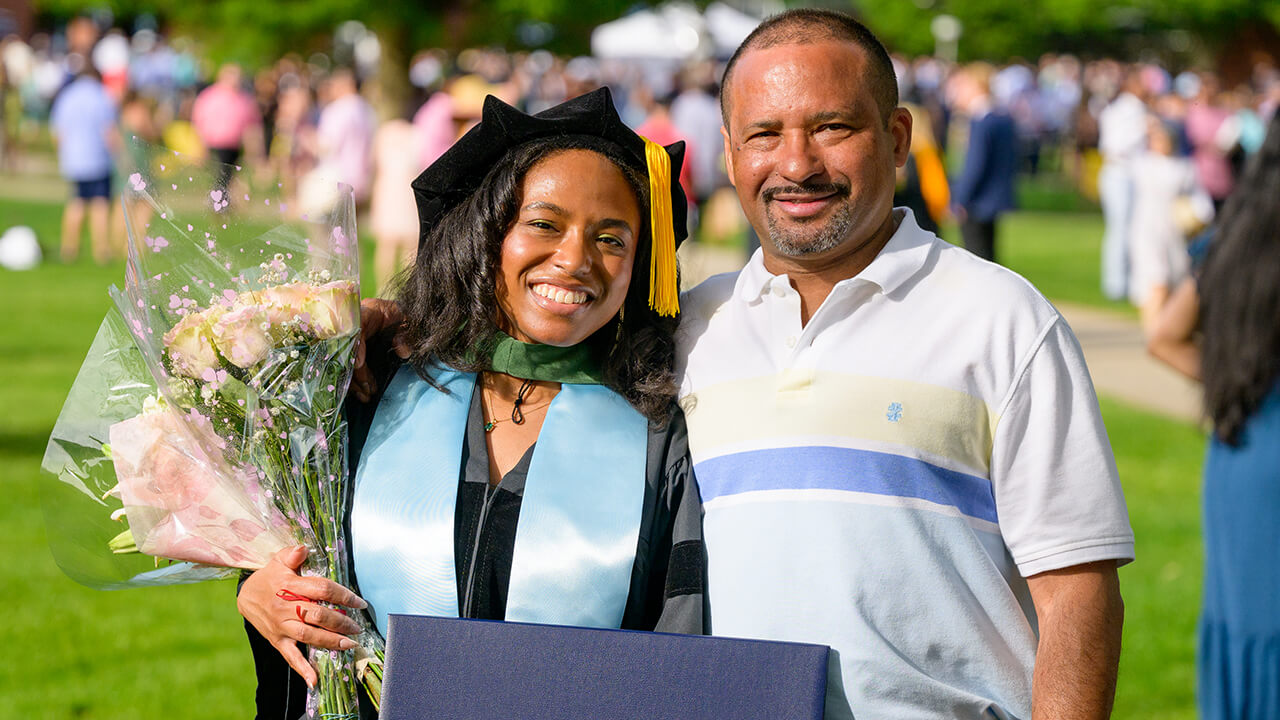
[[898, 56, 1275, 271], [895, 52, 1278, 339], [1085, 60, 1278, 336], [2, 15, 1278, 299], [0, 19, 734, 289]]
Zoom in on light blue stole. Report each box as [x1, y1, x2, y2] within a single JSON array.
[[350, 365, 648, 636]]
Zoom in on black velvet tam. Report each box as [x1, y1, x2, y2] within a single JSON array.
[[410, 87, 687, 250]]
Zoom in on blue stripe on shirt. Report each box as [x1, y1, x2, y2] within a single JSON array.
[[695, 445, 998, 524]]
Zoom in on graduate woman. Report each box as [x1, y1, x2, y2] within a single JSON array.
[[236, 88, 704, 718]]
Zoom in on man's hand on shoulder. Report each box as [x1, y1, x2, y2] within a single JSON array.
[[353, 298, 408, 402]]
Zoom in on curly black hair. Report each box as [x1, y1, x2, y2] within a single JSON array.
[[392, 134, 679, 424], [1199, 111, 1280, 446]]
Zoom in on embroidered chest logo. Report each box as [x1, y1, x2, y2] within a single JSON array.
[[886, 402, 904, 423]]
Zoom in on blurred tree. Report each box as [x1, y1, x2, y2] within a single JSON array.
[[34, 0, 448, 66], [32, 0, 644, 115], [34, 0, 1275, 86], [850, 0, 1280, 63], [32, 0, 643, 65]]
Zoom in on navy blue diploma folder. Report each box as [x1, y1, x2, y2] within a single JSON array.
[[380, 614, 829, 719]]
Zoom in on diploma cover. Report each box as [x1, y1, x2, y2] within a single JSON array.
[[381, 614, 829, 720]]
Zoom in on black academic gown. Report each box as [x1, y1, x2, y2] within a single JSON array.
[[242, 362, 706, 720]]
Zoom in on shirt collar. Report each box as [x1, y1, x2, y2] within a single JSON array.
[[734, 208, 936, 302], [735, 245, 774, 302]]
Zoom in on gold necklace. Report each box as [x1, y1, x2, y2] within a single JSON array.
[[482, 378, 554, 432]]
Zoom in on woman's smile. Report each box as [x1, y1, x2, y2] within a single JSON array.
[[530, 281, 593, 309]]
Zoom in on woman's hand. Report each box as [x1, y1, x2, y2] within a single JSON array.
[[237, 545, 368, 688], [353, 298, 408, 402]]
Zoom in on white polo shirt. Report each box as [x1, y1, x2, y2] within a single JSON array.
[[676, 210, 1134, 720]]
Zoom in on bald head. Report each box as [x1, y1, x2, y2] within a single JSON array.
[[720, 9, 899, 131]]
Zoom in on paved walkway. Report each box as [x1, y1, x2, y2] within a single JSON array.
[[679, 243, 1203, 424], [0, 153, 64, 202], [1057, 303, 1201, 423]]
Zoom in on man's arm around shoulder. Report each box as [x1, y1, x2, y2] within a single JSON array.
[[1026, 560, 1124, 719]]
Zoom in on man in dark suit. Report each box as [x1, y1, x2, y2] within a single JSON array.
[[950, 63, 1018, 263]]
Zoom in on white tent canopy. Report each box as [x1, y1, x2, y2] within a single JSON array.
[[703, 2, 761, 57], [591, 2, 762, 62]]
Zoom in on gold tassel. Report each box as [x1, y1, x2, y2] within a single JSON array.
[[642, 137, 680, 317]]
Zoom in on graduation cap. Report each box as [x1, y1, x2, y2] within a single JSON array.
[[411, 87, 687, 317]]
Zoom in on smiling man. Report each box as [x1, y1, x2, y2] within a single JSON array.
[[675, 9, 1133, 719]]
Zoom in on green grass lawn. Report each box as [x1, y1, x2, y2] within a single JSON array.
[[3, 250, 255, 718], [936, 210, 1134, 314], [1000, 211, 1133, 313], [1105, 396, 1205, 719], [4, 195, 1205, 717]]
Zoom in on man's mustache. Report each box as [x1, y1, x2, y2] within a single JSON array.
[[762, 182, 851, 202]]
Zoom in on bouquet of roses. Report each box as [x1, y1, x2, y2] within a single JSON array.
[[42, 146, 382, 718]]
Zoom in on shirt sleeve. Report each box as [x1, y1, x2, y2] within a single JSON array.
[[236, 574, 309, 720], [102, 89, 119, 131], [990, 315, 1135, 578], [953, 117, 990, 209], [190, 89, 208, 135], [624, 410, 706, 634], [49, 95, 64, 135], [654, 417, 706, 634]]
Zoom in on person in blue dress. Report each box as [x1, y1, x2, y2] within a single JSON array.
[[1195, 110, 1280, 720], [235, 88, 704, 719]]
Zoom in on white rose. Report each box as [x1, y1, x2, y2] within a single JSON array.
[[163, 308, 222, 378]]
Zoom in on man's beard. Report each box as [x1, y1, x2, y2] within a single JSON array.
[[761, 183, 854, 257]]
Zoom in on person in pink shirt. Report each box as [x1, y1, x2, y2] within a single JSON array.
[[192, 63, 263, 188], [1185, 74, 1235, 209], [413, 87, 457, 171], [314, 68, 376, 204], [636, 89, 697, 208], [370, 117, 422, 291]]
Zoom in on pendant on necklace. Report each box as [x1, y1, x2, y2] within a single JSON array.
[[484, 420, 497, 432]]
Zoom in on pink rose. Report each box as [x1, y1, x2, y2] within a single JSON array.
[[229, 517, 269, 542], [210, 304, 273, 368], [255, 281, 358, 338], [107, 408, 294, 569], [258, 283, 313, 327], [303, 281, 359, 339], [163, 308, 222, 378]]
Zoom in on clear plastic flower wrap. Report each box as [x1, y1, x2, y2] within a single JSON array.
[[41, 144, 383, 718]]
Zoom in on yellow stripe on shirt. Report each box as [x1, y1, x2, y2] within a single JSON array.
[[681, 369, 998, 475]]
